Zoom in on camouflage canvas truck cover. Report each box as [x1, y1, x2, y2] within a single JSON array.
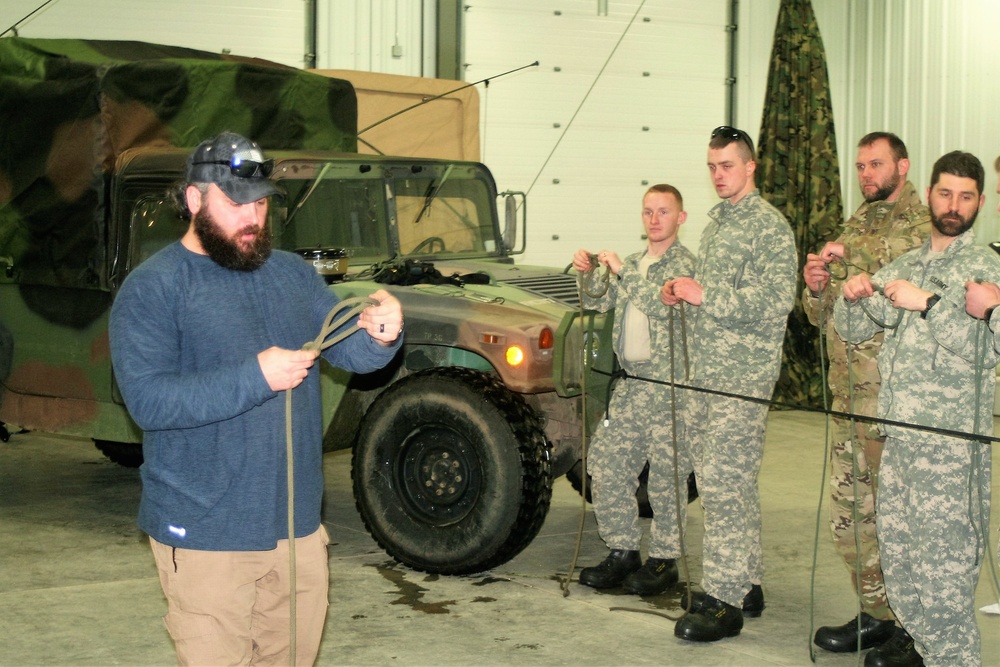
[[0, 38, 614, 574]]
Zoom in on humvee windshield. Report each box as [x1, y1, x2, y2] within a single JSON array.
[[271, 162, 500, 264]]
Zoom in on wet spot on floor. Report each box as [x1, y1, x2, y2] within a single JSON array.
[[371, 562, 457, 614], [472, 576, 509, 586]]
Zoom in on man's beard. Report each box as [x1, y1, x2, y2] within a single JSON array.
[[931, 207, 977, 237], [194, 209, 271, 271], [863, 170, 901, 203]]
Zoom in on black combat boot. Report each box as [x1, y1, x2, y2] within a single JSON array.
[[578, 549, 641, 589], [863, 626, 924, 667], [674, 594, 744, 642], [680, 584, 765, 617], [621, 557, 678, 595], [814, 613, 896, 652]]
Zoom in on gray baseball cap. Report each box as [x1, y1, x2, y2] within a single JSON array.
[[185, 132, 282, 204]]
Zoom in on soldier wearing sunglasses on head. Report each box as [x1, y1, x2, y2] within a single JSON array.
[[109, 132, 403, 665], [661, 126, 797, 643]]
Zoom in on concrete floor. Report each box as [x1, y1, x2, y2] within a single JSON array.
[[1, 410, 999, 666]]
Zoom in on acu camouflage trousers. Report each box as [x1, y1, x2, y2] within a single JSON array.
[[588, 374, 691, 558], [878, 437, 990, 667], [684, 380, 768, 608]]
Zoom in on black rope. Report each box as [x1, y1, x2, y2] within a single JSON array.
[[590, 367, 1000, 445]]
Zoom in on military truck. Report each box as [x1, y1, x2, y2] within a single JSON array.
[[0, 38, 614, 574]]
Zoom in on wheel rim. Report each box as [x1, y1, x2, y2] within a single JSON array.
[[394, 424, 482, 526]]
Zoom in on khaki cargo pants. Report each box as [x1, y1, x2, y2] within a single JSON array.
[[150, 526, 330, 666]]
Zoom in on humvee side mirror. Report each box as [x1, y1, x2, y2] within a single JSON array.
[[504, 194, 518, 251], [499, 191, 525, 254]]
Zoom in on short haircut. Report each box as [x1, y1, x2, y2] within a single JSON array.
[[930, 151, 984, 195], [171, 181, 210, 221], [857, 132, 908, 161], [709, 126, 755, 162], [645, 183, 684, 210], [994, 155, 1000, 172]]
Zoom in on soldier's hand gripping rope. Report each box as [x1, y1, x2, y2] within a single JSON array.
[[582, 253, 611, 299], [841, 270, 905, 330]]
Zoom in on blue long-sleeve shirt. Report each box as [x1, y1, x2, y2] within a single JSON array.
[[109, 243, 400, 550]]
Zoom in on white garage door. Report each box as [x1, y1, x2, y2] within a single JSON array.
[[463, 0, 730, 268]]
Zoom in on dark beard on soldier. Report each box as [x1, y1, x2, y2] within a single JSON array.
[[863, 171, 901, 204], [930, 207, 977, 238], [194, 209, 272, 271]]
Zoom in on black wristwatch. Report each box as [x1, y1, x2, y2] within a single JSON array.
[[920, 293, 941, 319], [985, 304, 998, 325]]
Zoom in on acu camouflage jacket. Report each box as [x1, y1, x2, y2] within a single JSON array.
[[834, 230, 1000, 446], [689, 190, 797, 395], [579, 241, 696, 380]]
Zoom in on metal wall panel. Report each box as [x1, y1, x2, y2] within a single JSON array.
[[2, 0, 308, 68], [462, 0, 730, 268], [316, 0, 435, 76]]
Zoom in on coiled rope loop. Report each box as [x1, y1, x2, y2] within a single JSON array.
[[581, 253, 611, 299]]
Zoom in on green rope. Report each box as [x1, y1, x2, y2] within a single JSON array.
[[807, 285, 836, 663], [285, 295, 378, 665]]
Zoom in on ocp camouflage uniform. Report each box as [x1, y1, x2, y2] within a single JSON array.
[[802, 180, 929, 620], [834, 230, 1000, 666], [582, 241, 696, 559], [685, 190, 796, 608]]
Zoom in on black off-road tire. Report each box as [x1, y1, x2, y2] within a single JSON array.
[[93, 440, 143, 468], [352, 366, 551, 574]]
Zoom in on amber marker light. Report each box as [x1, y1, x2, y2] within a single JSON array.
[[538, 327, 554, 350], [505, 345, 525, 366]]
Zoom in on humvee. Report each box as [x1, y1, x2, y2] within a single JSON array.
[[0, 38, 614, 574]]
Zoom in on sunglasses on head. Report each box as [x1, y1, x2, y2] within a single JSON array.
[[711, 125, 755, 155], [194, 154, 274, 178]]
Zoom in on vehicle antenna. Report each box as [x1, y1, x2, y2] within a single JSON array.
[[2, 0, 61, 37], [357, 61, 539, 137]]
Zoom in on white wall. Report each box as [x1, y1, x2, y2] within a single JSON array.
[[461, 0, 730, 268], [2, 0, 308, 68], [315, 0, 435, 76]]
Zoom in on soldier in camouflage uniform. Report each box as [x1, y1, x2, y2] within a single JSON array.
[[662, 127, 797, 643], [571, 184, 696, 595], [835, 151, 998, 667], [802, 133, 930, 655]]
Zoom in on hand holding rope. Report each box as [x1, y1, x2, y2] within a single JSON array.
[[581, 252, 611, 298], [827, 257, 904, 330]]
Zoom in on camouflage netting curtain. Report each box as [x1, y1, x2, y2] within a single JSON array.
[[756, 0, 843, 407]]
